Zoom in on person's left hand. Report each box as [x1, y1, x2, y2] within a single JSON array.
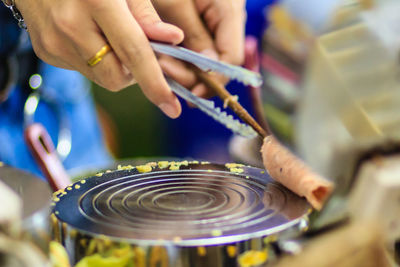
[[152, 0, 246, 98]]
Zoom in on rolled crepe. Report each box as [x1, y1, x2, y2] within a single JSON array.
[[261, 136, 334, 210]]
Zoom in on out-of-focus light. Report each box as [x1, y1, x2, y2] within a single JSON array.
[[29, 74, 42, 90], [24, 95, 39, 116], [57, 139, 71, 158]]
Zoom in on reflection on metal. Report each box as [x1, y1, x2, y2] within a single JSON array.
[[53, 162, 309, 266]]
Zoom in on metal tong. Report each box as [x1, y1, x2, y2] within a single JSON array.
[[151, 42, 267, 139]]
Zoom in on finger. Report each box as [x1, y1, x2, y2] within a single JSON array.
[[158, 55, 197, 88], [153, 0, 215, 52], [92, 0, 181, 118], [195, 0, 246, 65], [62, 18, 135, 91], [28, 27, 75, 70], [215, 11, 245, 65], [127, 0, 184, 44], [191, 83, 215, 99]]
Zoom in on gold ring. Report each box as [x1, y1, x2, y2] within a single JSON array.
[[87, 44, 111, 67]]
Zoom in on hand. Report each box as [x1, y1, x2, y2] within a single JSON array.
[[16, 0, 184, 118], [152, 0, 246, 98]]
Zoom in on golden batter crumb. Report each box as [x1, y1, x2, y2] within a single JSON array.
[[229, 167, 244, 174], [66, 187, 72, 191], [211, 229, 222, 236], [74, 185, 81, 189], [169, 165, 180, 170], [147, 162, 157, 167], [95, 172, 103, 177], [225, 163, 244, 169], [80, 179, 86, 184], [223, 95, 239, 109], [136, 164, 152, 173], [117, 164, 134, 171], [158, 161, 169, 169]]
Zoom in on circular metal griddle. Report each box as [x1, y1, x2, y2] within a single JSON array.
[[54, 162, 309, 247]]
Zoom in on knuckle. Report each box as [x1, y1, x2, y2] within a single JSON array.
[[102, 79, 125, 92], [55, 10, 77, 37], [96, 70, 129, 92], [119, 44, 147, 69]]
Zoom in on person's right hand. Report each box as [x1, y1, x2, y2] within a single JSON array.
[[15, 0, 184, 118]]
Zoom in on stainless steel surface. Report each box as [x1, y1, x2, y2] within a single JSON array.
[[166, 78, 258, 139], [53, 162, 309, 265], [151, 42, 262, 87], [0, 165, 52, 253]]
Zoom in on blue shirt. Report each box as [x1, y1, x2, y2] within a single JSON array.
[[0, 5, 111, 178]]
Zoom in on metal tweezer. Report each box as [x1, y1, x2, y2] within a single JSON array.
[[151, 42, 265, 139]]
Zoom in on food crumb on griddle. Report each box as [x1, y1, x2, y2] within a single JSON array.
[[211, 229, 222, 236], [147, 162, 157, 167], [117, 164, 134, 171], [229, 167, 244, 174], [95, 172, 103, 177], [80, 179, 86, 184], [136, 164, 152, 173], [169, 164, 180, 170], [75, 185, 81, 189], [225, 163, 244, 169], [66, 187, 72, 191], [158, 161, 169, 169]]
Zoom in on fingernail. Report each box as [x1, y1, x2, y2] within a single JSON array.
[[159, 101, 181, 119], [201, 49, 219, 60]]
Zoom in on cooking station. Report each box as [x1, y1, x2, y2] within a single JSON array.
[[1, 1, 400, 266]]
